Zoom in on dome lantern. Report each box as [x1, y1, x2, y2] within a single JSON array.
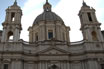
[[43, 0, 52, 12]]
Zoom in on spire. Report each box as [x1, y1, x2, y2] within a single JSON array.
[[43, 0, 52, 12]]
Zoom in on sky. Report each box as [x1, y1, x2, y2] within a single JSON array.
[[0, 0, 104, 42]]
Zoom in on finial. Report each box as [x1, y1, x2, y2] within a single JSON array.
[[82, 0, 90, 8], [82, 0, 87, 6], [14, 0, 17, 5]]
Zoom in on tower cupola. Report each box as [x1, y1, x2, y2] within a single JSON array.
[[43, 0, 52, 12]]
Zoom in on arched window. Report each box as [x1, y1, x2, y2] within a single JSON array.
[[91, 31, 98, 41], [7, 31, 13, 41]]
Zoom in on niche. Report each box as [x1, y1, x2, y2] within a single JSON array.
[[91, 31, 98, 41], [35, 32, 38, 41]]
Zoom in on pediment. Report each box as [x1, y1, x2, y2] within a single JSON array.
[[37, 47, 70, 55]]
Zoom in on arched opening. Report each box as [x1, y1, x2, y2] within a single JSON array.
[[11, 12, 15, 22], [7, 31, 13, 41], [91, 31, 98, 41], [48, 65, 59, 69], [87, 12, 93, 22]]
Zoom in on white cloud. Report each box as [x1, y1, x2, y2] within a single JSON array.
[[21, 0, 104, 42], [21, 0, 45, 41], [0, 25, 2, 30]]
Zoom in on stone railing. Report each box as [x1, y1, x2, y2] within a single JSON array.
[[0, 42, 23, 52], [70, 40, 84, 45]]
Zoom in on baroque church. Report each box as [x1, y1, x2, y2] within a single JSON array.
[[0, 0, 104, 69]]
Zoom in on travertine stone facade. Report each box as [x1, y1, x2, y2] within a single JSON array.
[[0, 1, 104, 69]]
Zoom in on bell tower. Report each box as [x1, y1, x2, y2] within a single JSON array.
[[1, 0, 22, 42], [78, 1, 104, 42]]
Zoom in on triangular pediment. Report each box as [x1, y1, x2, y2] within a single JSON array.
[[37, 46, 70, 55]]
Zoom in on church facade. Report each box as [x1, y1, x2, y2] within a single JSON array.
[[0, 0, 104, 69]]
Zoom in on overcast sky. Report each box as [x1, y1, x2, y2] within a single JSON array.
[[0, 0, 104, 42]]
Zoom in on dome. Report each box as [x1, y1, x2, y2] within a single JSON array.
[[33, 11, 64, 25], [33, 1, 64, 25]]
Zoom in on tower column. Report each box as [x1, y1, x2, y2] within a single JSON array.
[[14, 28, 20, 42], [97, 29, 104, 41], [1, 28, 7, 42]]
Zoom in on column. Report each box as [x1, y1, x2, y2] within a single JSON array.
[[67, 61, 70, 69], [87, 60, 99, 69], [15, 61, 23, 69], [46, 61, 48, 69], [8, 13, 11, 22], [38, 61, 42, 69], [11, 60, 23, 69], [1, 29, 6, 42], [11, 61, 15, 69], [14, 28, 20, 42]]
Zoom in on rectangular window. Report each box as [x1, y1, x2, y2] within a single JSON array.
[[101, 64, 104, 69], [87, 12, 92, 21], [35, 33, 38, 41], [48, 30, 53, 39], [4, 64, 8, 69]]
